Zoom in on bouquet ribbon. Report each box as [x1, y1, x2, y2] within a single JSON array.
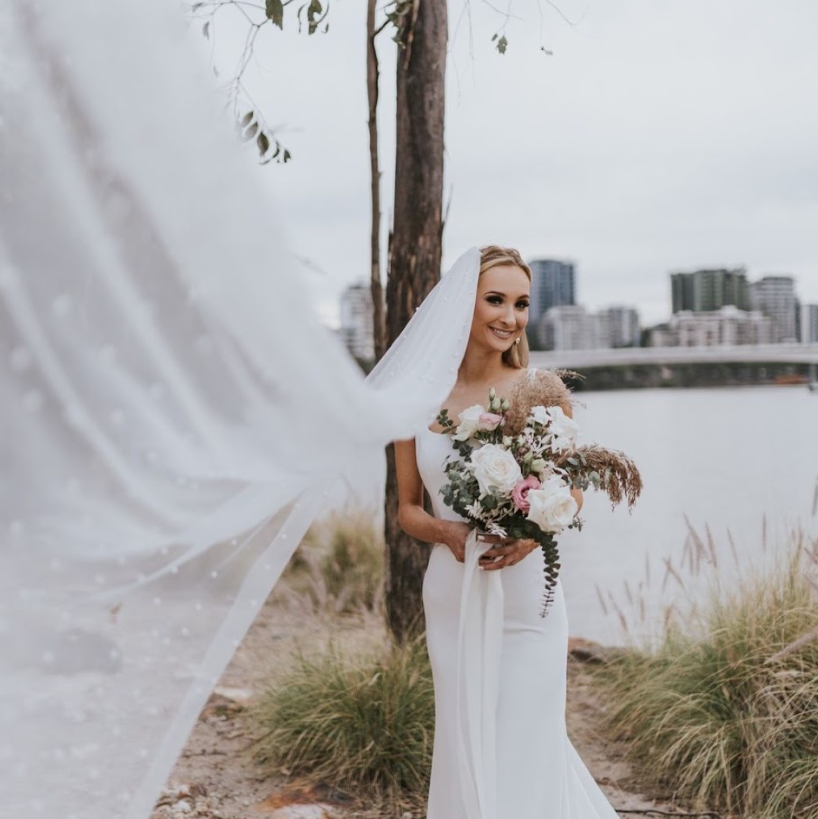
[[455, 529, 505, 819]]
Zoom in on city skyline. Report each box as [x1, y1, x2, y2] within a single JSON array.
[[337, 259, 812, 334], [210, 1, 818, 331]]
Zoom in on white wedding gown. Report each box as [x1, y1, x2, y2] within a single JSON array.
[[415, 370, 619, 819]]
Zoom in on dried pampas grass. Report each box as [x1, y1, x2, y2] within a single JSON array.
[[507, 367, 643, 510]]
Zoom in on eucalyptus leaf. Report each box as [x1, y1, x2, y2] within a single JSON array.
[[257, 131, 270, 156], [266, 0, 284, 28]]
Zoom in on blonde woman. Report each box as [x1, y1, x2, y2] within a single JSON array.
[[395, 246, 618, 819]]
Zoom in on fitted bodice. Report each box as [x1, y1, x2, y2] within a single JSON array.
[[415, 367, 538, 526], [415, 426, 469, 524]]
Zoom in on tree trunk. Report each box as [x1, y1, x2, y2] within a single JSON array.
[[366, 0, 386, 360], [384, 0, 448, 644]]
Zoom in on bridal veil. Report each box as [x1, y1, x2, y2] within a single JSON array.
[[0, 1, 481, 816]]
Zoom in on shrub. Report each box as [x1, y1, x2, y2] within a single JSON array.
[[596, 526, 818, 817], [280, 506, 384, 614], [248, 635, 434, 805]]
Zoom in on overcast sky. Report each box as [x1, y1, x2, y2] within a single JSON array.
[[206, 0, 818, 327]]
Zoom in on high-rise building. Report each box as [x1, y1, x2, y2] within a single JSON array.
[[538, 305, 611, 351], [799, 303, 818, 344], [670, 268, 750, 313], [598, 306, 641, 348], [650, 306, 773, 347], [750, 275, 797, 342], [528, 259, 575, 320], [339, 282, 375, 361], [538, 303, 641, 351]]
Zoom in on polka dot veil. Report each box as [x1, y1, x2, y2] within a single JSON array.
[[0, 3, 481, 816]]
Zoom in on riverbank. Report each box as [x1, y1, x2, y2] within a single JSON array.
[[561, 360, 815, 390], [152, 598, 685, 819]]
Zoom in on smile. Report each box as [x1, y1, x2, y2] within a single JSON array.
[[489, 326, 515, 340]]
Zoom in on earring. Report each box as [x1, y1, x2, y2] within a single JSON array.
[[515, 337, 521, 345]]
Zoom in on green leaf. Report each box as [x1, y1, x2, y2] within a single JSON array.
[[240, 111, 254, 128], [496, 35, 508, 55], [257, 131, 270, 156], [307, 0, 322, 34], [242, 122, 259, 141], [266, 0, 284, 28]]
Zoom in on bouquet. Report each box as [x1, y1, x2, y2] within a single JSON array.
[[436, 386, 642, 615]]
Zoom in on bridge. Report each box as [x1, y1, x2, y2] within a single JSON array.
[[529, 343, 818, 370]]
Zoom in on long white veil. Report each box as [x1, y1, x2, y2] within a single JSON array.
[[0, 2, 480, 816]]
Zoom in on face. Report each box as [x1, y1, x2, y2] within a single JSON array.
[[469, 263, 530, 355]]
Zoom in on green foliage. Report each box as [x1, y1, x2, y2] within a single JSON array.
[[238, 109, 292, 164], [249, 636, 434, 803], [596, 530, 818, 817], [281, 507, 384, 613], [265, 0, 284, 28]]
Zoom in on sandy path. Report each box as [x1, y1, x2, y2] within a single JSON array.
[[152, 596, 687, 819]]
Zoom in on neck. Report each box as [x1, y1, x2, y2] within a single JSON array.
[[458, 345, 512, 386]]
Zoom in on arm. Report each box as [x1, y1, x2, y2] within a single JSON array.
[[394, 438, 471, 562]]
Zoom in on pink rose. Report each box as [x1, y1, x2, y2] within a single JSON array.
[[511, 475, 541, 513], [477, 412, 504, 432]]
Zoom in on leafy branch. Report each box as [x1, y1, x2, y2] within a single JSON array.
[[190, 0, 334, 163]]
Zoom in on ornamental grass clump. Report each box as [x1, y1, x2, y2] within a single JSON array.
[[280, 506, 384, 613], [249, 636, 434, 804], [597, 526, 818, 818]]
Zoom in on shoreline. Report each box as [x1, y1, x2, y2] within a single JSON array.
[[151, 601, 680, 819]]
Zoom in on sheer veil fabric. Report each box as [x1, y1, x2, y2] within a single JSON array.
[[0, 2, 481, 816]]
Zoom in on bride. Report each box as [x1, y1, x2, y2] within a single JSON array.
[[394, 245, 619, 819]]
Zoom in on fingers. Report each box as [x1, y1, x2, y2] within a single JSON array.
[[476, 533, 505, 545], [480, 555, 516, 570], [479, 548, 519, 570], [479, 547, 512, 560]]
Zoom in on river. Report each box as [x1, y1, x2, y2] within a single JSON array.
[[341, 383, 818, 645], [560, 383, 818, 644]]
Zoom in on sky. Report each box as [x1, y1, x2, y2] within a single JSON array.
[[204, 0, 818, 327]]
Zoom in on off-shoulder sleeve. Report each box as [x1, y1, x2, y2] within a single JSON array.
[[504, 368, 576, 435]]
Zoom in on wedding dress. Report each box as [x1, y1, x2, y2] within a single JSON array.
[[416, 368, 619, 819]]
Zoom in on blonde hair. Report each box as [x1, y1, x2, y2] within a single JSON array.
[[478, 244, 532, 369]]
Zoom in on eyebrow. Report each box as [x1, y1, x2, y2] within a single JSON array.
[[484, 290, 530, 298]]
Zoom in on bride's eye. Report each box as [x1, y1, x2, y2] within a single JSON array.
[[516, 301, 529, 310], [487, 295, 503, 305]]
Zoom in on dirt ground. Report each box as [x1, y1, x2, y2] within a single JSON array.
[[152, 595, 689, 819]]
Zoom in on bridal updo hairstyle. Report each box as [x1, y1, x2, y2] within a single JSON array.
[[478, 245, 532, 370]]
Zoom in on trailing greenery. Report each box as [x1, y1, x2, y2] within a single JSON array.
[[281, 507, 384, 613], [596, 529, 818, 818], [248, 635, 434, 804]]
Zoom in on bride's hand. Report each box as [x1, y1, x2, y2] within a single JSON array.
[[477, 534, 539, 570], [441, 521, 472, 563]]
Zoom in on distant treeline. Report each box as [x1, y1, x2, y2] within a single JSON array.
[[562, 361, 813, 391]]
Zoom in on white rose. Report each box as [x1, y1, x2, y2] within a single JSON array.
[[453, 404, 486, 441], [525, 474, 578, 533], [470, 443, 523, 498], [544, 406, 580, 449], [529, 405, 579, 451], [529, 405, 550, 426]]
